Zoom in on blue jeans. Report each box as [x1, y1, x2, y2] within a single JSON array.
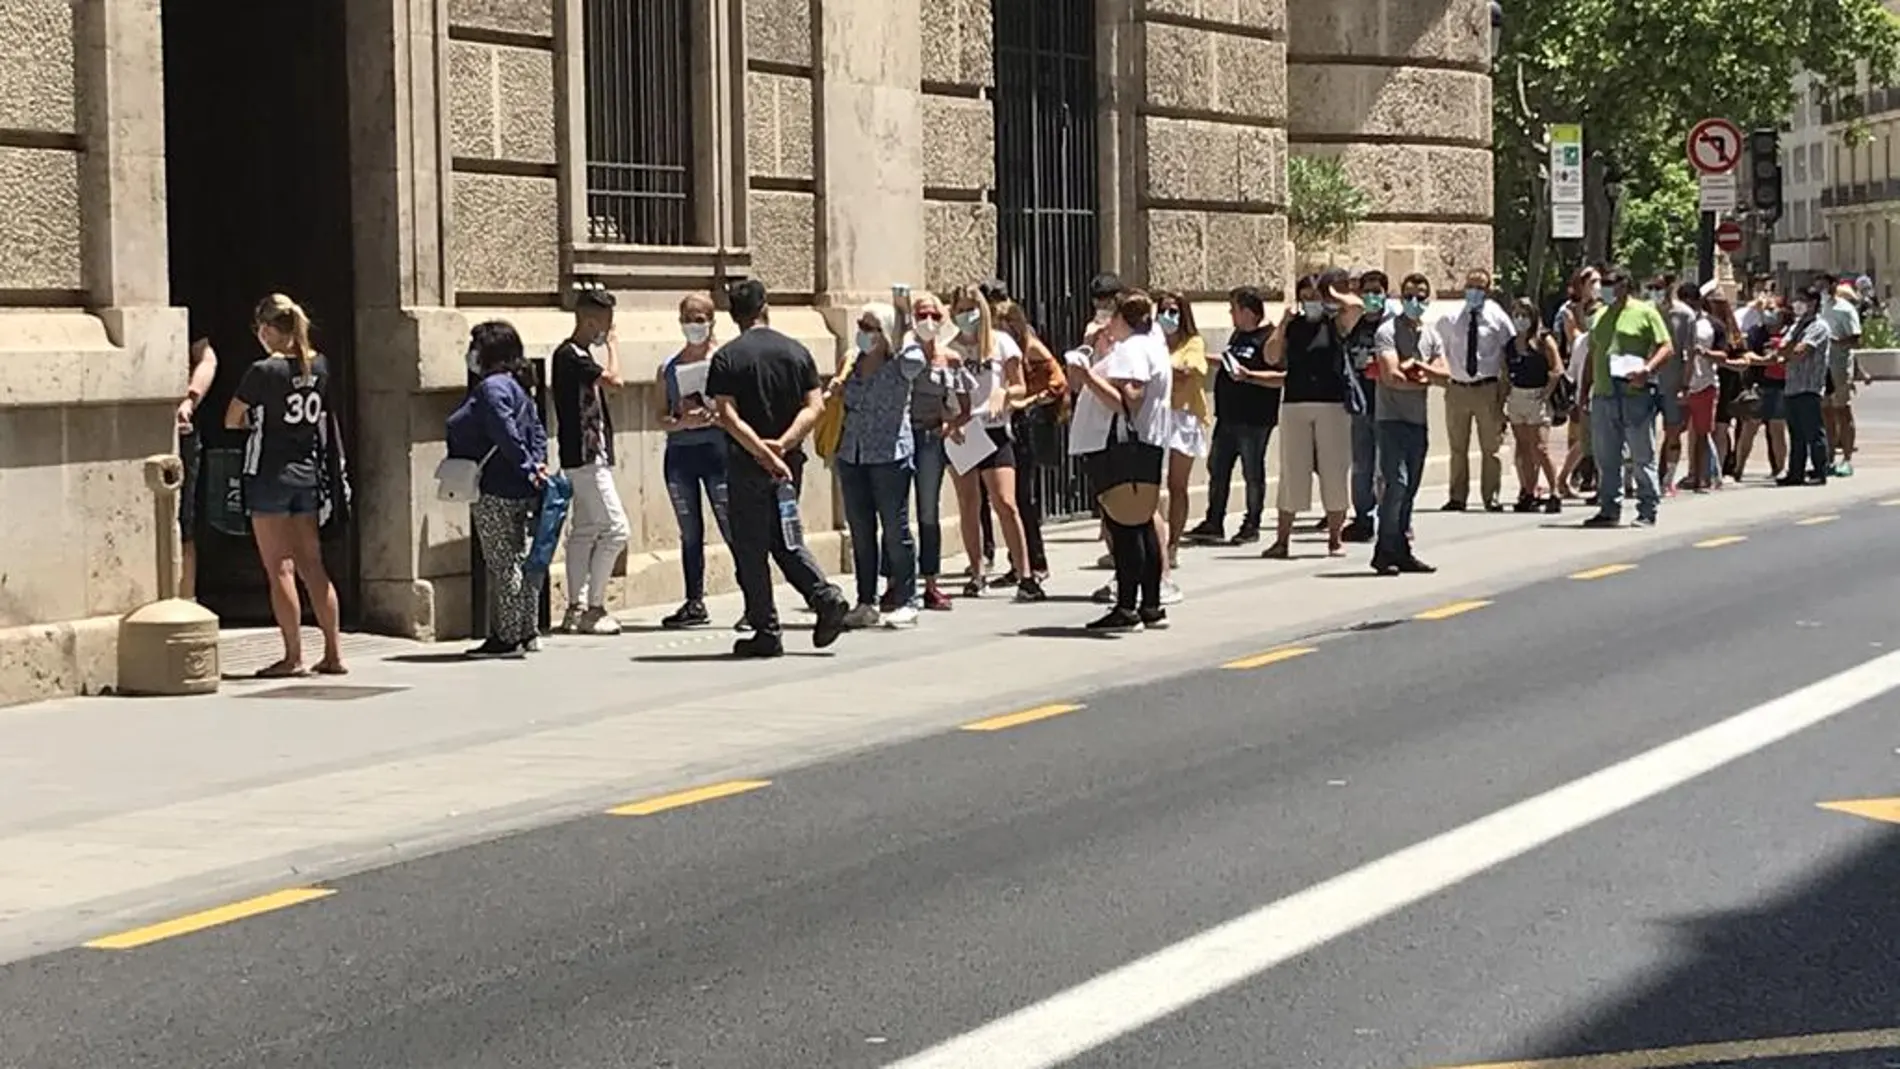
[[1374, 420, 1428, 562], [839, 459, 916, 607], [911, 427, 948, 578], [1589, 388, 1660, 521], [1784, 391, 1831, 482], [1203, 420, 1272, 533], [663, 439, 733, 600], [1350, 407, 1379, 524]]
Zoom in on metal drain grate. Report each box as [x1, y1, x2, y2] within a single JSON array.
[[249, 684, 409, 701]]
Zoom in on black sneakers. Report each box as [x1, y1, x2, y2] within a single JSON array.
[[662, 599, 711, 629], [465, 638, 525, 660], [812, 596, 850, 649], [1086, 607, 1143, 633], [1138, 607, 1169, 630], [732, 633, 785, 658]]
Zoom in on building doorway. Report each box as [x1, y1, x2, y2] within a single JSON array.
[[162, 0, 360, 625], [994, 0, 1099, 519]]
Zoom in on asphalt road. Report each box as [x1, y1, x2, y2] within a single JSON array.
[[7, 499, 1900, 1069]]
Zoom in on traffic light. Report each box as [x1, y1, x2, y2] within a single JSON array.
[[1750, 128, 1783, 222]]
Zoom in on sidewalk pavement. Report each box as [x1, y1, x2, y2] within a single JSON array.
[[4, 452, 1898, 964]]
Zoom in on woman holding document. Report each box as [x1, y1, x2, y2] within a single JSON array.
[[657, 292, 737, 630], [943, 284, 1042, 603]]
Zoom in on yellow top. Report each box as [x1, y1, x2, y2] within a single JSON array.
[[1169, 335, 1210, 421]]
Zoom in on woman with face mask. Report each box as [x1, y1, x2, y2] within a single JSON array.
[[1733, 293, 1790, 481], [903, 292, 965, 611], [1504, 297, 1566, 512], [1156, 290, 1208, 568], [1555, 267, 1601, 500], [944, 284, 1041, 601], [993, 299, 1066, 583], [1262, 272, 1363, 559], [656, 293, 739, 630], [833, 302, 927, 629]]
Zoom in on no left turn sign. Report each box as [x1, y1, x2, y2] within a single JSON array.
[[1688, 118, 1743, 175]]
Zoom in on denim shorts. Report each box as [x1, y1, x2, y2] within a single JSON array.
[[246, 477, 321, 516]]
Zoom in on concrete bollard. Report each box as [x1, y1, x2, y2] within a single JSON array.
[[117, 454, 221, 696]]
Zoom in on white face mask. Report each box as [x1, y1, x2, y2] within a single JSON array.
[[1587, 282, 1602, 303], [682, 322, 711, 345], [465, 345, 482, 376], [1793, 301, 1811, 318], [913, 318, 943, 342], [1513, 317, 1534, 334]]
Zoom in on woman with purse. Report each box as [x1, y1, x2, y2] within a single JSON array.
[[445, 320, 550, 659], [1156, 290, 1209, 568], [994, 299, 1066, 584], [224, 293, 346, 678], [1068, 291, 1173, 632], [1733, 294, 1791, 482], [834, 302, 927, 629], [1504, 298, 1566, 513], [1262, 272, 1362, 560]]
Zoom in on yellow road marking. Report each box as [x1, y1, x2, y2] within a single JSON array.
[[1881, 498, 1900, 506], [1795, 514, 1840, 526], [1426, 1027, 1900, 1068], [1693, 535, 1747, 548], [962, 703, 1085, 732], [1223, 646, 1317, 671], [84, 888, 335, 950], [1818, 797, 1900, 825], [608, 779, 771, 816], [1570, 563, 1637, 580], [1414, 599, 1491, 621]]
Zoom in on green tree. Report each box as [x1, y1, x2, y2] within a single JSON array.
[[1493, 0, 1900, 295], [1287, 155, 1369, 256], [1612, 160, 1699, 280]]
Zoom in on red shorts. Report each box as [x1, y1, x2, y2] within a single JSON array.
[[1687, 386, 1718, 435]]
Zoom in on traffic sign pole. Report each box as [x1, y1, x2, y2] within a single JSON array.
[[1688, 118, 1743, 283]]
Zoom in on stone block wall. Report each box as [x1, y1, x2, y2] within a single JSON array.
[[0, 0, 82, 296], [746, 0, 819, 295], [920, 0, 996, 293], [1285, 0, 1492, 291], [1136, 4, 1292, 298], [445, 0, 562, 302]]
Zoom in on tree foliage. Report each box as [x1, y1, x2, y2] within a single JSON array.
[[1494, 0, 1900, 294], [1287, 155, 1369, 253]]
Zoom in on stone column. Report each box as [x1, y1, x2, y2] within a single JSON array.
[[1286, 0, 1493, 291], [346, 0, 469, 639], [75, 0, 184, 357], [813, 0, 926, 310], [917, 0, 995, 294], [1133, 0, 1292, 298]]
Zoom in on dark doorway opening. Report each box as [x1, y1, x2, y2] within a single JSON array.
[[994, 0, 1100, 520], [163, 0, 360, 625]]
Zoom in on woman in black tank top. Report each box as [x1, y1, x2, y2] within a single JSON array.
[[223, 293, 345, 678]]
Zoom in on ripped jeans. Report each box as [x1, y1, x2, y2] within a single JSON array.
[[663, 438, 734, 601]]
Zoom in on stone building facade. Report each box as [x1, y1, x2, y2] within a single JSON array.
[[0, 0, 1491, 705]]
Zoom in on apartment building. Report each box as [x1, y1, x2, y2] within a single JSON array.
[[0, 0, 1496, 704]]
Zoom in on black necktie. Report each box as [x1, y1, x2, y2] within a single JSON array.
[[1466, 310, 1481, 379]]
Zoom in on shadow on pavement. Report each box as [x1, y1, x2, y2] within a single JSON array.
[[1014, 625, 1124, 640], [1475, 828, 1900, 1065]]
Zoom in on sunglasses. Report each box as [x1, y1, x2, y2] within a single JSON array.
[[914, 310, 944, 321]]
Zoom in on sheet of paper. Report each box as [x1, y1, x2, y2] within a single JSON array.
[[1608, 354, 1646, 380], [944, 427, 999, 475], [672, 359, 710, 401]]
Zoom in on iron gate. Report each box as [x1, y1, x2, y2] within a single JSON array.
[[994, 0, 1100, 519]]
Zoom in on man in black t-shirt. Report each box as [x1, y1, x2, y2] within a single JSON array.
[[1183, 286, 1282, 545], [551, 288, 630, 636], [705, 278, 849, 656]]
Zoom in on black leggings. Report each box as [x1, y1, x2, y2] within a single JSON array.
[[1106, 514, 1162, 612]]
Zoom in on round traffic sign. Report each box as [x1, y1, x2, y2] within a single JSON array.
[[1715, 220, 1744, 252], [1689, 118, 1744, 175]]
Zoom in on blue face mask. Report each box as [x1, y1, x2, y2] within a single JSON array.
[[1362, 293, 1387, 316], [953, 310, 982, 334], [1464, 288, 1486, 309], [1402, 296, 1428, 319], [856, 330, 880, 354], [1301, 301, 1325, 321], [1158, 310, 1181, 334]]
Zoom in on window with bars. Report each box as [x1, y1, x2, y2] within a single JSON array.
[[582, 0, 696, 245]]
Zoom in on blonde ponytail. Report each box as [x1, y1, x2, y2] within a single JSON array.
[[255, 293, 316, 378]]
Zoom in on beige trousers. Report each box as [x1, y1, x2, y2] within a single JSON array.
[[1445, 379, 1507, 505], [1275, 402, 1352, 513]]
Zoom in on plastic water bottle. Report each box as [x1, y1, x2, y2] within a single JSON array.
[[775, 480, 803, 547]]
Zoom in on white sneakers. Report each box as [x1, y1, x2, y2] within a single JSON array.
[[558, 605, 622, 636]]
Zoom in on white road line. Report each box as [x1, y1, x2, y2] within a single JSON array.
[[884, 651, 1900, 1069]]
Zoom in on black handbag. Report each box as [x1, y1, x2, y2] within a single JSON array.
[[1085, 407, 1164, 496]]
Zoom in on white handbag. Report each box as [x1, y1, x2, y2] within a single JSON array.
[[434, 447, 495, 503]]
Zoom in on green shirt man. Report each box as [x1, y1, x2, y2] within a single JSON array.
[[1585, 289, 1673, 398]]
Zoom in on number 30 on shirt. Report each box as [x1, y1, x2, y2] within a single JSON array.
[[285, 390, 324, 425]]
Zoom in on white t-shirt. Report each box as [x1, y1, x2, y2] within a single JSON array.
[[955, 329, 1022, 430], [1566, 330, 1590, 385], [1068, 332, 1171, 455], [1688, 316, 1719, 392]]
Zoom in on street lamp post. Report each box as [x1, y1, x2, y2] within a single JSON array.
[[1490, 2, 1503, 65]]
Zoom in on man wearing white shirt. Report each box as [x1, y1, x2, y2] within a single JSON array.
[[1818, 274, 1865, 475], [1439, 267, 1514, 511]]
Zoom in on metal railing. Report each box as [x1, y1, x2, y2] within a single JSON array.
[[995, 0, 1099, 520], [582, 0, 694, 245]]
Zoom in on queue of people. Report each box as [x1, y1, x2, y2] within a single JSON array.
[[407, 261, 1874, 660]]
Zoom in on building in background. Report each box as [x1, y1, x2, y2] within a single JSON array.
[[1772, 72, 1831, 290], [0, 0, 1493, 704]]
